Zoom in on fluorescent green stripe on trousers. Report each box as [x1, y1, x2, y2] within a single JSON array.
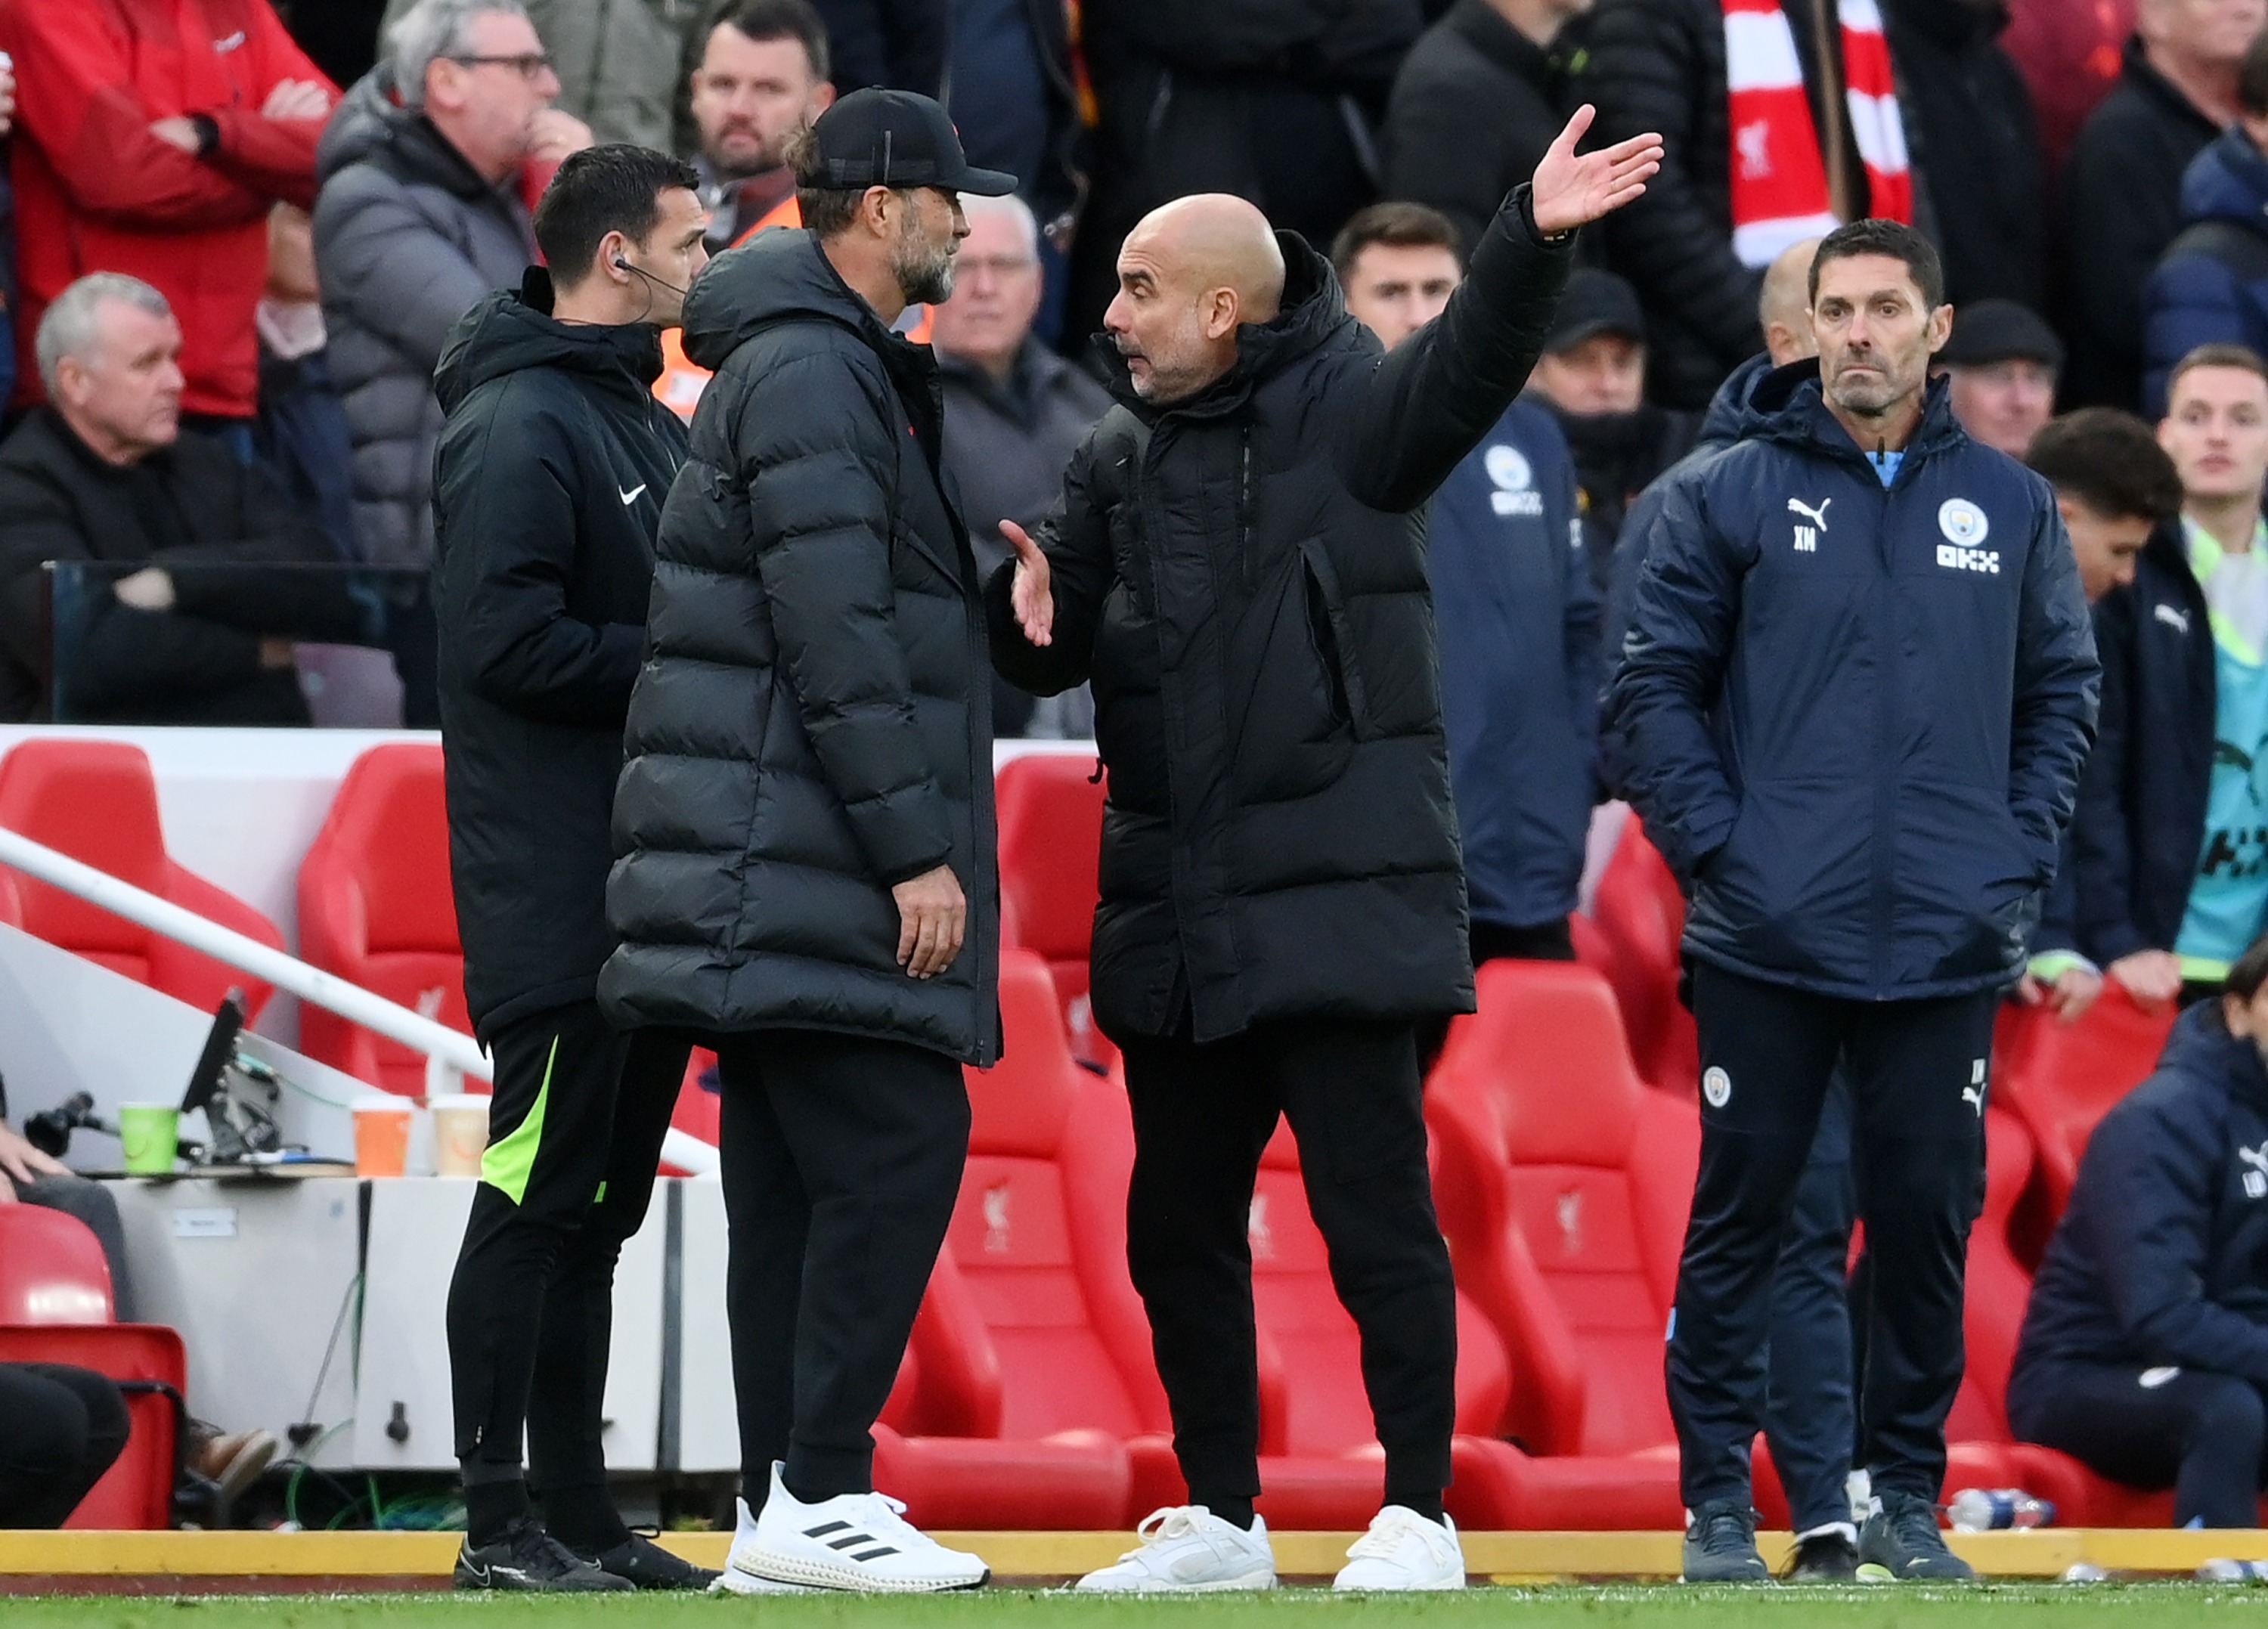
[[480, 1034, 556, 1206]]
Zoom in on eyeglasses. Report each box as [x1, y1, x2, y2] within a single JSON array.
[[448, 51, 553, 79], [958, 255, 1040, 281]]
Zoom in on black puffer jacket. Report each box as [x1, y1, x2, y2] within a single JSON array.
[[992, 190, 1573, 1045], [602, 230, 1000, 1066], [431, 278, 690, 1039]]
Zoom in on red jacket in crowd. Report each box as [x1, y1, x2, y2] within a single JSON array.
[[0, 0, 336, 419]]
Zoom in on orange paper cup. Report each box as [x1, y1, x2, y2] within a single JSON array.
[[352, 1097, 414, 1177]]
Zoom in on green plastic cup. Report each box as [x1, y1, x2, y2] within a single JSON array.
[[117, 1103, 180, 1175]]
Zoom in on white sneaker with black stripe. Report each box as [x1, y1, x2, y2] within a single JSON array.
[[710, 1497, 812, 1595], [727, 1463, 989, 1593]]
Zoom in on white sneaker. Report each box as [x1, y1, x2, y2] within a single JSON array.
[[729, 1463, 988, 1593], [1074, 1507, 1278, 1592], [1333, 1506, 1467, 1590], [711, 1497, 813, 1595]]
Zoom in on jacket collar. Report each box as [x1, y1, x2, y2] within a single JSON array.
[[1094, 230, 1349, 423], [2120, 33, 2227, 139], [1445, 0, 1555, 85], [2164, 1001, 2268, 1116], [938, 337, 1069, 425], [1887, 0, 2008, 52], [1757, 368, 1969, 473], [432, 271, 668, 417]]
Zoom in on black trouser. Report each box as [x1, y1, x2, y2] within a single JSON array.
[[1671, 963, 1994, 1509], [1119, 1017, 1458, 1514], [0, 1363, 130, 1527], [2011, 1361, 2268, 1528], [711, 1029, 970, 1504], [1763, 1073, 1860, 1533], [448, 1000, 688, 1533], [17, 1174, 135, 1321]]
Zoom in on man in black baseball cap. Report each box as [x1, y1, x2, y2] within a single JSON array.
[[1935, 298, 2065, 458], [601, 86, 1012, 1594]]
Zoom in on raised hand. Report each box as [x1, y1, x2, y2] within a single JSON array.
[[1002, 519, 1053, 648], [1530, 104, 1664, 237]]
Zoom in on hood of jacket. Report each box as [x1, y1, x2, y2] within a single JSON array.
[[2162, 999, 2268, 1115], [2181, 125, 2268, 230], [1092, 231, 1353, 421], [678, 228, 903, 373], [1695, 352, 1808, 450], [433, 273, 666, 417], [318, 64, 501, 199]]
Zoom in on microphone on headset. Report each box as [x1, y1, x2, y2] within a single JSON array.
[[615, 256, 688, 297]]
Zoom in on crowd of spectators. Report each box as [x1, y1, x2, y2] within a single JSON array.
[[0, 0, 2210, 734]]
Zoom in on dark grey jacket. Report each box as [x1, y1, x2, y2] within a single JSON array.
[[991, 190, 1573, 1044], [314, 68, 536, 569], [602, 230, 1002, 1065]]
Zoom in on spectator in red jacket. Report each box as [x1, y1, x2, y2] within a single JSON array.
[[0, 1, 338, 451]]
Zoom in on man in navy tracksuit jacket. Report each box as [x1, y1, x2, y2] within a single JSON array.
[[1609, 220, 2099, 1582], [2009, 942, 2268, 1528]]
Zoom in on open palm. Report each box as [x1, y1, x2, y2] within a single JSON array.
[[1530, 105, 1664, 237]]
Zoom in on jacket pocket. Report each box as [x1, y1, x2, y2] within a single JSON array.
[[1229, 540, 1358, 802], [1298, 537, 1370, 739]]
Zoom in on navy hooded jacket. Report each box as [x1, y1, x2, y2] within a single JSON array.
[[2143, 128, 2268, 421], [2060, 522, 2217, 966], [2009, 1002, 2268, 1401], [1606, 368, 2099, 999], [1430, 398, 1599, 934]]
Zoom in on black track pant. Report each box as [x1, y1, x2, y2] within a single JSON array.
[[1764, 1073, 1860, 1533], [711, 1029, 970, 1504], [448, 1001, 687, 1529], [2012, 1361, 2268, 1528], [1119, 1018, 1458, 1513], [1671, 963, 1994, 1509], [0, 1363, 129, 1527]]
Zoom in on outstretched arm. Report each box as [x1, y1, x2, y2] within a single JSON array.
[[1343, 107, 1661, 512]]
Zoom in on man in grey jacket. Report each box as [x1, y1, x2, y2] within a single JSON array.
[[314, 0, 590, 717]]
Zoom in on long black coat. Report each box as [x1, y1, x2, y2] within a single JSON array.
[[991, 190, 1573, 1045], [603, 230, 1001, 1067], [430, 279, 689, 1039]]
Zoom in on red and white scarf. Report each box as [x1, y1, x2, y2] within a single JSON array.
[[1722, 0, 1913, 268]]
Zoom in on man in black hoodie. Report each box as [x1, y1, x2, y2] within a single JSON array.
[[430, 144, 711, 1595]]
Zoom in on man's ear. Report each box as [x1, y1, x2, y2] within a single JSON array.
[[1926, 302, 1954, 356], [1201, 286, 1241, 341]]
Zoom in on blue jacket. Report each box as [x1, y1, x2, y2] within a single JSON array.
[[2142, 128, 2268, 420], [2009, 1002, 2268, 1398], [1430, 399, 1599, 933], [1606, 370, 2100, 999], [2062, 522, 2216, 965]]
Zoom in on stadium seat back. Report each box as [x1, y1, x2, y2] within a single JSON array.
[[1997, 986, 2175, 1214], [937, 951, 1159, 1442], [298, 745, 466, 1092], [994, 754, 1109, 1058], [1429, 959, 1697, 1455], [1947, 1107, 2036, 1444], [0, 1323, 184, 1528], [0, 1205, 113, 1324], [1587, 826, 1699, 1095], [0, 741, 280, 1016]]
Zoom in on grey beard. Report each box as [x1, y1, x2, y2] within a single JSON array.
[[896, 247, 955, 306]]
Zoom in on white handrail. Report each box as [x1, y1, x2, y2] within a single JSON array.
[[0, 823, 720, 1176]]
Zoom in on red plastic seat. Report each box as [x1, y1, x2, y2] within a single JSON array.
[[0, 1205, 113, 1324], [296, 743, 467, 1094], [1996, 986, 2176, 1239], [1586, 825, 1699, 1098], [1241, 1121, 1526, 1530], [874, 949, 1162, 1528], [994, 753, 1112, 1068], [0, 740, 280, 1017], [0, 1324, 185, 1529]]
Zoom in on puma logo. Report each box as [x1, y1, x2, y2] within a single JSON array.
[[1962, 1085, 1984, 1116], [1786, 497, 1832, 531]]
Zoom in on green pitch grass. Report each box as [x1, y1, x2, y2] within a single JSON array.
[[4, 1587, 2266, 1629]]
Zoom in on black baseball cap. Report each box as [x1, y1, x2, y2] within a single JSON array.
[[804, 88, 1017, 198], [1545, 268, 1647, 355], [1938, 299, 2065, 371]]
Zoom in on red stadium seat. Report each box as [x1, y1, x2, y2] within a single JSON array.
[[1995, 986, 2175, 1241], [0, 740, 280, 1017], [994, 752, 1112, 1068], [1586, 825, 1699, 1098], [0, 1324, 185, 1530], [874, 950, 1163, 1528], [296, 743, 466, 1094], [0, 1205, 113, 1324], [1241, 1121, 1526, 1530], [1424, 959, 1696, 1527]]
